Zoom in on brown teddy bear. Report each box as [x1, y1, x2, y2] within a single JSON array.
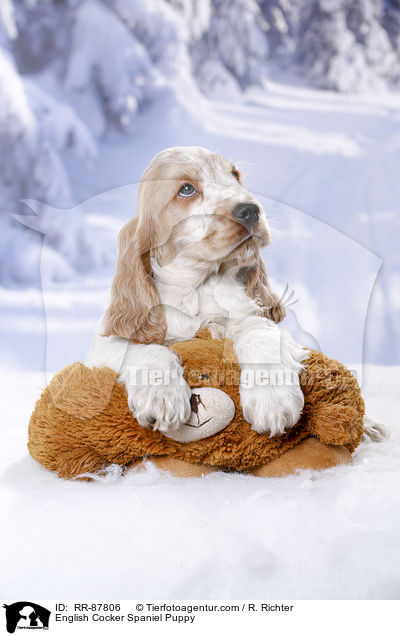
[[28, 329, 365, 480]]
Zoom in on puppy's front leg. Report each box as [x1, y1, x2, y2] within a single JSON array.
[[118, 342, 192, 432], [84, 333, 192, 432], [227, 316, 308, 436]]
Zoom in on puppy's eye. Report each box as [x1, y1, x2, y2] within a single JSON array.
[[178, 183, 197, 197]]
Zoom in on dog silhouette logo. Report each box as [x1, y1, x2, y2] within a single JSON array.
[[3, 602, 50, 633]]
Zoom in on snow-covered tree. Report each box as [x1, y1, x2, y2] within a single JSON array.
[[175, 0, 400, 94], [184, 0, 270, 98], [0, 0, 101, 283], [0, 0, 189, 284], [256, 0, 400, 92], [292, 0, 400, 92]]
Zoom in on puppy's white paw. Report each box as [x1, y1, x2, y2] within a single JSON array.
[[116, 345, 192, 433], [240, 382, 304, 437], [126, 380, 192, 433]]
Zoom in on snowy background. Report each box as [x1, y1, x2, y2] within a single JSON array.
[[1, 0, 400, 601]]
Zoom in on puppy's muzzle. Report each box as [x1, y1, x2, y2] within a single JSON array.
[[232, 202, 260, 227]]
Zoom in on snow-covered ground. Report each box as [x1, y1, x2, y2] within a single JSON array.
[[1, 82, 399, 600]]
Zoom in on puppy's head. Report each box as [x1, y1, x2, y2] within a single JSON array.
[[103, 146, 284, 343], [138, 146, 270, 266]]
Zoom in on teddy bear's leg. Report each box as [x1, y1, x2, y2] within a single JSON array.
[[251, 438, 351, 477], [147, 456, 215, 477], [50, 447, 116, 481]]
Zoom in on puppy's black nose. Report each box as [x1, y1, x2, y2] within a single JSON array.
[[232, 202, 259, 225]]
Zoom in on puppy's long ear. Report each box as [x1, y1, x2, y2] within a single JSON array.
[[241, 252, 286, 323], [102, 217, 166, 343]]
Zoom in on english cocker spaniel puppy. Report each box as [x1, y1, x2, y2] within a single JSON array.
[[84, 146, 308, 436]]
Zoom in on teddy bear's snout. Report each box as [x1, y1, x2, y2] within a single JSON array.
[[164, 387, 235, 443]]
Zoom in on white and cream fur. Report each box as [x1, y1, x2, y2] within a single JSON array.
[[84, 146, 308, 436]]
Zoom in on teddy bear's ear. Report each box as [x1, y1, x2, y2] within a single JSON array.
[[47, 363, 118, 419], [240, 252, 286, 323], [306, 403, 362, 449], [193, 328, 213, 340], [170, 330, 226, 370]]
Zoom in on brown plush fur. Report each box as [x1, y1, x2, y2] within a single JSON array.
[[28, 330, 364, 480]]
